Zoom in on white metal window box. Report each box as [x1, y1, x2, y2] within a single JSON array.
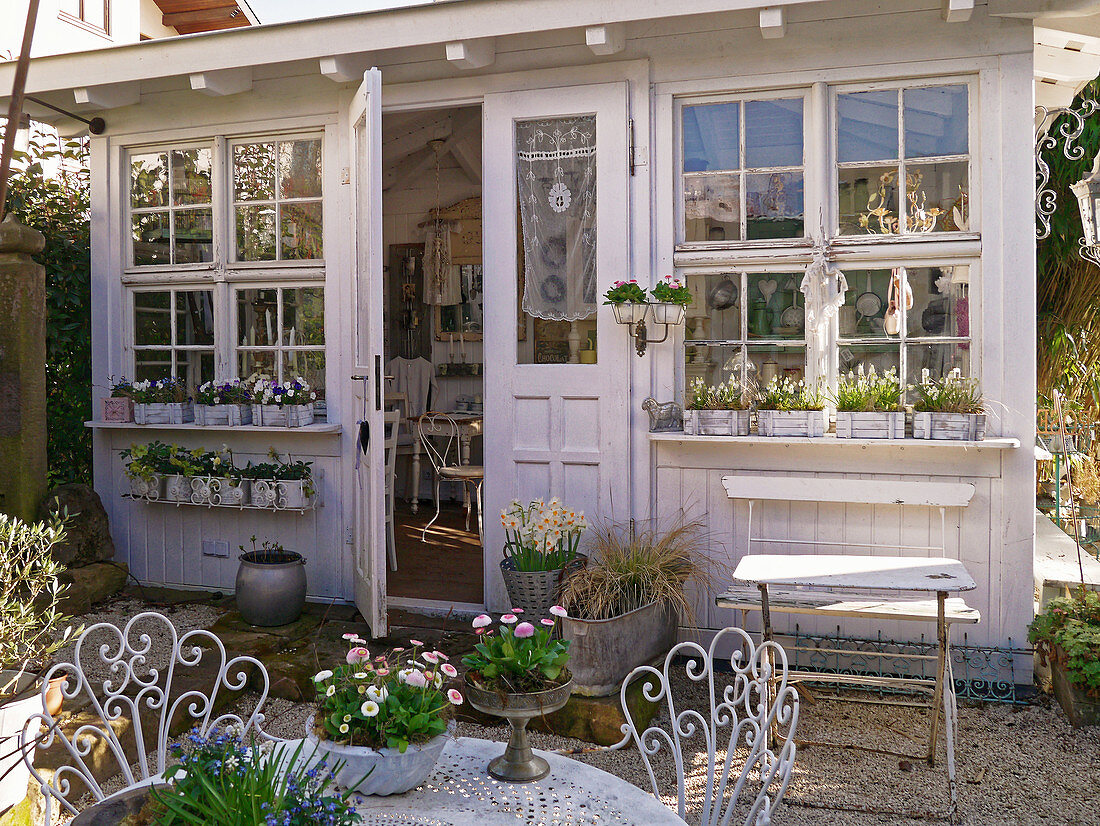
[[835, 411, 906, 439], [913, 412, 986, 441], [134, 402, 194, 425], [611, 302, 648, 325], [252, 403, 315, 428], [164, 473, 192, 502], [650, 302, 686, 326], [195, 404, 253, 427], [249, 478, 313, 510], [195, 477, 250, 506], [128, 475, 163, 499], [757, 409, 826, 437], [124, 473, 318, 512], [683, 409, 751, 436]]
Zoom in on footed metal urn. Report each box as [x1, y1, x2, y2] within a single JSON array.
[[463, 675, 573, 782]]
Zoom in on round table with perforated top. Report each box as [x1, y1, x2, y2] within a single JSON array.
[[347, 737, 687, 826]]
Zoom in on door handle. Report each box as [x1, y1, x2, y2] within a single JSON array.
[[375, 354, 383, 412], [351, 374, 368, 381]]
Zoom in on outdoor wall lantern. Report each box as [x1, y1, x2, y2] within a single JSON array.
[[1071, 151, 1100, 266], [612, 301, 686, 358]]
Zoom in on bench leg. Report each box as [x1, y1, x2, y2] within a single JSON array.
[[944, 643, 959, 823], [927, 592, 947, 766]]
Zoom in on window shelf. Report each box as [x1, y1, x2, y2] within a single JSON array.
[[86, 420, 341, 435], [648, 432, 1020, 449]]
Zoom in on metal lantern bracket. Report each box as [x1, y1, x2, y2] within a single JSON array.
[[1035, 99, 1100, 266], [613, 302, 686, 357]]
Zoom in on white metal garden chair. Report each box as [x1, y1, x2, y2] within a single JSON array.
[[416, 412, 484, 543], [620, 627, 799, 826], [18, 611, 273, 822]]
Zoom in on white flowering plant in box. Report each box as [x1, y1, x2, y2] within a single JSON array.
[[501, 498, 587, 572], [249, 377, 318, 407]]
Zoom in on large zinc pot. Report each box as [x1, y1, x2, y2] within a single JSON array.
[[235, 550, 307, 627], [561, 601, 679, 697]]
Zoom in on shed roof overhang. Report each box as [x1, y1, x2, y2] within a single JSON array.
[[4, 0, 1100, 130], [152, 0, 259, 35]]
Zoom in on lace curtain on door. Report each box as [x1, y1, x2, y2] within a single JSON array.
[[516, 116, 597, 321]]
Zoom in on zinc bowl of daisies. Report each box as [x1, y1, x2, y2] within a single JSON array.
[[307, 634, 463, 795]]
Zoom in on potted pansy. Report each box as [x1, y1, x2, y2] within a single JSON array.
[[832, 366, 905, 439], [603, 279, 648, 326], [683, 376, 753, 436], [251, 377, 317, 427], [649, 274, 692, 325], [308, 636, 462, 795], [756, 376, 826, 437], [911, 368, 986, 441], [102, 378, 135, 423], [499, 498, 587, 618], [462, 609, 572, 782], [131, 377, 193, 425], [194, 379, 253, 426]]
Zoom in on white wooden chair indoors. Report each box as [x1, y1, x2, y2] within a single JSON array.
[[18, 612, 273, 822], [383, 408, 401, 571], [416, 412, 484, 543], [620, 627, 799, 826], [383, 391, 415, 499]]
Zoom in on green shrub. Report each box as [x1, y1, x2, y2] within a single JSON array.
[[1028, 590, 1100, 698]]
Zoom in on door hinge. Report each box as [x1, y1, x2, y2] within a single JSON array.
[[345, 527, 354, 545], [340, 167, 351, 185]]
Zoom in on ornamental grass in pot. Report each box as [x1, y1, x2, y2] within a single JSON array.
[[462, 610, 572, 782], [557, 519, 717, 697], [1029, 589, 1100, 727], [499, 498, 587, 618], [0, 515, 79, 812], [911, 368, 986, 441], [832, 366, 905, 439], [756, 376, 827, 437], [235, 536, 307, 628], [308, 636, 463, 795]]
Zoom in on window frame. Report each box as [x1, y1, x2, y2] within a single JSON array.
[[127, 286, 216, 389], [830, 76, 978, 240], [59, 0, 110, 36], [675, 87, 814, 250], [227, 133, 326, 266], [232, 283, 327, 389]]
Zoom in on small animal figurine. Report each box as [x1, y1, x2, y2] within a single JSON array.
[[642, 398, 683, 432]]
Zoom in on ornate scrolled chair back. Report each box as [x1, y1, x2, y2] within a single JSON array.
[[18, 611, 272, 820], [416, 413, 461, 473], [620, 627, 799, 826]]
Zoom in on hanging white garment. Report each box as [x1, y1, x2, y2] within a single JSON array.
[[516, 116, 597, 321], [385, 356, 437, 420], [423, 220, 461, 305], [800, 251, 847, 383]]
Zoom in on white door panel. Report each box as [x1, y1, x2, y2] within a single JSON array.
[[482, 82, 632, 611], [349, 68, 387, 636]]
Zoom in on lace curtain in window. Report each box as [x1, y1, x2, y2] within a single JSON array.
[[516, 116, 597, 321]]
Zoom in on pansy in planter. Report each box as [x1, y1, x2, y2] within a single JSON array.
[[308, 639, 460, 795]]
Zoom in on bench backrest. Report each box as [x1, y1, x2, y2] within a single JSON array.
[[722, 475, 974, 509]]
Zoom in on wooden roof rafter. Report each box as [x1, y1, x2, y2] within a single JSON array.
[[154, 0, 257, 35]]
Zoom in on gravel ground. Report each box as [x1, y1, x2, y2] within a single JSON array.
[[54, 599, 1100, 825]]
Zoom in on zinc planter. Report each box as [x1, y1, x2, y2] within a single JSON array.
[[193, 477, 249, 506], [757, 409, 827, 437], [500, 554, 587, 618], [464, 675, 573, 782], [134, 402, 194, 425], [250, 479, 312, 510], [164, 474, 197, 503], [835, 411, 906, 439], [610, 302, 648, 326], [127, 474, 163, 500], [102, 397, 134, 423], [1051, 658, 1100, 727], [683, 409, 751, 437], [913, 412, 986, 441], [195, 404, 252, 426], [235, 550, 306, 627], [252, 403, 314, 428], [0, 671, 44, 812], [561, 601, 678, 697], [650, 302, 686, 326], [305, 721, 453, 795]]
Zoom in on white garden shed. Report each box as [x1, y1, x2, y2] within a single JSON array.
[[6, 0, 1097, 683]]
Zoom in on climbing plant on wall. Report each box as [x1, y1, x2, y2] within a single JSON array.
[[1038, 77, 1100, 417], [3, 127, 92, 484]]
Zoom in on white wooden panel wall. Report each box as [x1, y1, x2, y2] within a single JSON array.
[[657, 441, 1016, 654]]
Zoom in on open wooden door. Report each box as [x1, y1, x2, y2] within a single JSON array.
[[349, 68, 387, 636], [482, 82, 632, 611]]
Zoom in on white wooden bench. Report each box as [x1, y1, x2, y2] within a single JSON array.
[[716, 474, 980, 820]]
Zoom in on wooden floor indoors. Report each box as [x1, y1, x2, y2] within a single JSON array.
[[387, 499, 483, 605]]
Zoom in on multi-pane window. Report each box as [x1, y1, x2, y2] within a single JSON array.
[[132, 289, 215, 390], [681, 97, 805, 242], [235, 287, 326, 395], [684, 272, 807, 387], [838, 266, 971, 391], [836, 84, 969, 235], [130, 148, 214, 266], [59, 0, 109, 34], [232, 139, 323, 261]]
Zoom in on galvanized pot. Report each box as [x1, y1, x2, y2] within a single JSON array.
[[463, 674, 573, 782], [235, 551, 307, 627], [562, 601, 678, 697]]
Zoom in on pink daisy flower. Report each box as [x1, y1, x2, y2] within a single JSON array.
[[549, 605, 568, 618], [441, 663, 458, 677], [514, 622, 536, 638], [472, 615, 492, 629], [447, 689, 463, 706], [410, 639, 424, 646], [540, 618, 555, 626], [501, 614, 518, 624]]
